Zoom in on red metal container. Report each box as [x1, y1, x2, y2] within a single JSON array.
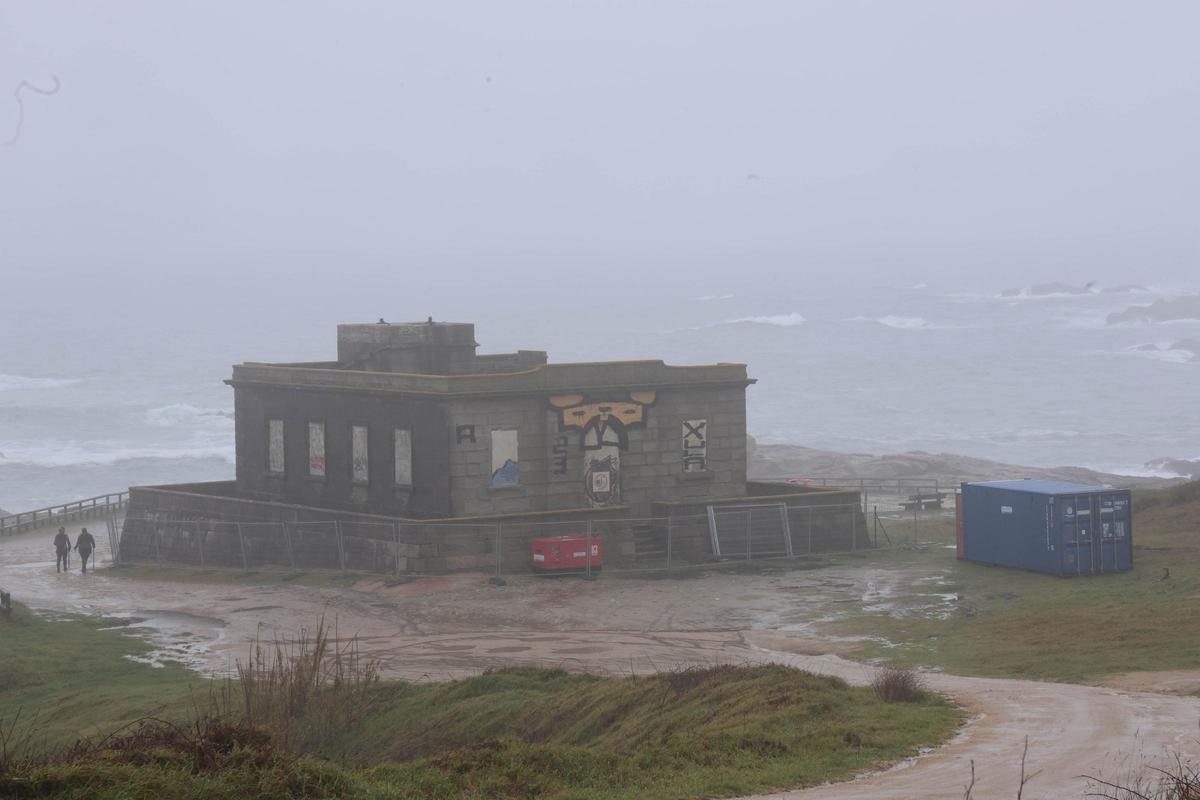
[[531, 535, 602, 573]]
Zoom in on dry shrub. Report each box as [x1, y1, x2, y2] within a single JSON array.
[[226, 614, 380, 752], [1084, 751, 1200, 800], [871, 666, 926, 703]]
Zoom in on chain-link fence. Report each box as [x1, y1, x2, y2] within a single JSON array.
[[117, 499, 880, 579]]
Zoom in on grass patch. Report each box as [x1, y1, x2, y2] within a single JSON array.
[[1, 608, 962, 799], [826, 482, 1200, 683], [0, 604, 204, 752]]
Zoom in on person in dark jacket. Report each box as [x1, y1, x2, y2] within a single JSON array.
[[75, 527, 96, 574], [54, 526, 72, 572]]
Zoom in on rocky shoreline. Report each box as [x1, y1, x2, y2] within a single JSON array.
[[749, 440, 1190, 487]]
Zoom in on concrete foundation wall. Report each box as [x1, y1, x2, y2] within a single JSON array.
[[120, 484, 635, 574]]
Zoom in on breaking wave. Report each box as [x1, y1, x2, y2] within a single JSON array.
[[0, 373, 82, 392], [721, 313, 806, 327], [877, 315, 932, 330], [0, 441, 235, 468], [1122, 343, 1197, 364], [145, 403, 234, 427]]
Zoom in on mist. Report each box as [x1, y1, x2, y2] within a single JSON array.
[[2, 1, 1197, 289]]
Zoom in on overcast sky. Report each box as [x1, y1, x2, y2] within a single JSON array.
[[2, 1, 1197, 286]]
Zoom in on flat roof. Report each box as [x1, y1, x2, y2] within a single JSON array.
[[968, 479, 1117, 495], [228, 359, 754, 397]]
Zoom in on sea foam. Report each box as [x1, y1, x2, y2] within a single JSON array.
[[721, 313, 806, 327], [0, 441, 235, 468], [145, 404, 234, 427], [0, 374, 82, 392], [877, 315, 932, 330]]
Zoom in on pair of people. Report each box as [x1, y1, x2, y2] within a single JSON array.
[[53, 526, 96, 573]]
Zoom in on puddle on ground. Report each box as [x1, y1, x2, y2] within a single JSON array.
[[99, 610, 228, 673]]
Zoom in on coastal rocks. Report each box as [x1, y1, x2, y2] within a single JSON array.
[[1001, 281, 1096, 298], [1144, 458, 1200, 479], [1107, 294, 1200, 325], [1126, 339, 1199, 363], [749, 444, 1178, 488]]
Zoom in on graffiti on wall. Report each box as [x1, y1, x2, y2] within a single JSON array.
[[393, 428, 413, 486], [307, 421, 326, 477], [551, 434, 569, 476], [490, 429, 519, 488], [268, 419, 285, 474], [351, 424, 369, 483], [549, 391, 656, 506], [682, 419, 707, 472]]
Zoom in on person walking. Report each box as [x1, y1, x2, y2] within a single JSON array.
[[53, 526, 72, 573], [75, 527, 96, 574]]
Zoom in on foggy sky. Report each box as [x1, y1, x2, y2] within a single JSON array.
[[2, 1, 1198, 286]]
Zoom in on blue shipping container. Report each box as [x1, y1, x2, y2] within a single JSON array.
[[958, 480, 1133, 576]]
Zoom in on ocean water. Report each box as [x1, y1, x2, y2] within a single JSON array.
[[1, 271, 1197, 512]]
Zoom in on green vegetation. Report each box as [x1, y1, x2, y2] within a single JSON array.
[[325, 663, 959, 799], [0, 606, 961, 799], [828, 481, 1200, 683], [0, 604, 204, 750]]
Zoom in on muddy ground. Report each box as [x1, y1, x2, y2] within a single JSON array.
[[3, 521, 1198, 800]]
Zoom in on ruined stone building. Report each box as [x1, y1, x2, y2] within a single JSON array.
[[232, 321, 753, 519], [120, 321, 864, 573]]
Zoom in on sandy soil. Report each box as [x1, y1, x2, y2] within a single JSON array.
[[3, 522, 1199, 800]]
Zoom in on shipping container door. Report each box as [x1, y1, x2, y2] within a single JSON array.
[[1100, 493, 1131, 571], [1059, 496, 1093, 575], [955, 492, 965, 559], [1079, 495, 1097, 574]]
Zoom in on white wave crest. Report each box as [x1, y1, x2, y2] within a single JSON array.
[[1122, 344, 1197, 364], [0, 374, 82, 392], [721, 313, 806, 327], [145, 403, 234, 428], [878, 315, 931, 330], [0, 441, 235, 468], [695, 293, 735, 302]]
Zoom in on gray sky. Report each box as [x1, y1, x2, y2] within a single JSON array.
[[2, 1, 1197, 285]]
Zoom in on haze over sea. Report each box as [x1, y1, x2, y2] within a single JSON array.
[[1, 269, 1196, 512]]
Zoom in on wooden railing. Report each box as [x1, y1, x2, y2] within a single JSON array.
[[0, 492, 128, 536]]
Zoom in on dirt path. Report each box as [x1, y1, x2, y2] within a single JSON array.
[[3, 525, 1198, 799], [741, 635, 1200, 799]]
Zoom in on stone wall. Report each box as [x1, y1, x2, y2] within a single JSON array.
[[234, 386, 451, 517], [444, 382, 748, 518]]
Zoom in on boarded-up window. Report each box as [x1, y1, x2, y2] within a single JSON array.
[[682, 419, 707, 472], [351, 424, 369, 483], [308, 422, 326, 477], [394, 428, 413, 486], [268, 419, 285, 474], [490, 429, 519, 487]]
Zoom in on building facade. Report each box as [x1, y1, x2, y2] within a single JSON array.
[[229, 321, 754, 519]]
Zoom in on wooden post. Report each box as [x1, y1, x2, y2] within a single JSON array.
[[237, 523, 248, 572], [393, 522, 401, 578], [335, 521, 346, 572], [285, 522, 296, 569]]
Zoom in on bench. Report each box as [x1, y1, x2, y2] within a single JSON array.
[[900, 493, 946, 511]]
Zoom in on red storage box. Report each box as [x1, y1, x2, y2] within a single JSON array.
[[531, 535, 602, 573]]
